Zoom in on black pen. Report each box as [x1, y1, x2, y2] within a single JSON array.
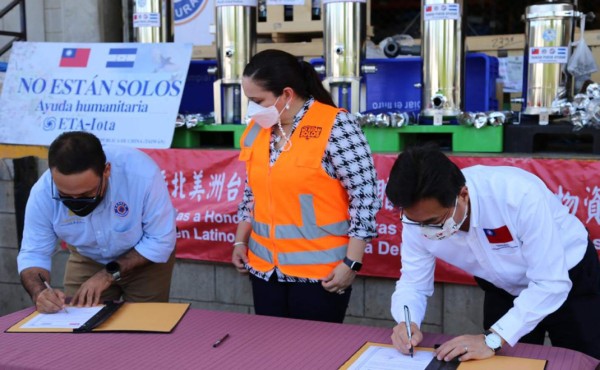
[[404, 305, 413, 358], [38, 273, 68, 313], [212, 333, 230, 348]]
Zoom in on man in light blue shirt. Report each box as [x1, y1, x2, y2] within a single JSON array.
[[18, 131, 177, 313]]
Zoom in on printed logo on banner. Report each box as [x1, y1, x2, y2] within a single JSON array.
[[106, 48, 137, 68], [483, 226, 513, 244], [59, 48, 91, 68], [299, 126, 322, 140], [114, 201, 129, 217], [174, 0, 209, 25]]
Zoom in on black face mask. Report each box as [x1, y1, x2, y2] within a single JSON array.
[[53, 175, 105, 217], [61, 194, 104, 217]]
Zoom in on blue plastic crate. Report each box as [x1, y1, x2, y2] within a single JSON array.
[[179, 60, 217, 115], [312, 53, 499, 113], [464, 53, 499, 112]]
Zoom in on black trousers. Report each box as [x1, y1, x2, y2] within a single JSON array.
[[249, 273, 352, 323], [475, 240, 600, 359]]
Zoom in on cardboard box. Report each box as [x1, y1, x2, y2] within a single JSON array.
[[257, 0, 372, 40]]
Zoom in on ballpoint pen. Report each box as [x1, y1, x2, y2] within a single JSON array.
[[404, 305, 413, 358], [38, 273, 68, 313], [212, 333, 230, 348]]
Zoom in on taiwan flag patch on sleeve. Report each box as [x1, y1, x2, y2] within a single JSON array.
[[483, 226, 513, 244]]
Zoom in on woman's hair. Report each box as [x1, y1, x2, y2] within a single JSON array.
[[243, 49, 335, 107]]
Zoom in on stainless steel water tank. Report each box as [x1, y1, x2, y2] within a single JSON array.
[[421, 0, 464, 119], [523, 1, 580, 115]]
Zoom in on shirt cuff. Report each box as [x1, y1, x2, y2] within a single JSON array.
[[491, 316, 520, 347], [17, 253, 52, 274]]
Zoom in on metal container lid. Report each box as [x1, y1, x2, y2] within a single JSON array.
[[525, 1, 577, 19]]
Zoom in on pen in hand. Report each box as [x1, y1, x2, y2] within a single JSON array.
[[38, 273, 68, 313], [212, 333, 230, 348], [404, 305, 413, 358]]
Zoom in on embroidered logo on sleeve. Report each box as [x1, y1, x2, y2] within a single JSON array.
[[114, 201, 129, 217], [299, 126, 322, 140]]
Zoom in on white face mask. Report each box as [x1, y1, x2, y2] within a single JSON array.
[[246, 97, 284, 129], [421, 197, 468, 241]]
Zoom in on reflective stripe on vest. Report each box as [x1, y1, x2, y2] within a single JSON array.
[[278, 243, 347, 265], [249, 235, 347, 266], [275, 194, 349, 239], [243, 123, 262, 148], [248, 237, 273, 263], [251, 219, 270, 238]]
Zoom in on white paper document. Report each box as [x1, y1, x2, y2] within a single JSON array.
[[348, 346, 435, 370], [20, 306, 104, 329]]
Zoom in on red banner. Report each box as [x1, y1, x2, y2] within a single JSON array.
[[145, 149, 600, 285]]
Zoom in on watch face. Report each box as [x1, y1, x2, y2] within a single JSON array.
[[106, 261, 120, 274], [485, 333, 502, 350]]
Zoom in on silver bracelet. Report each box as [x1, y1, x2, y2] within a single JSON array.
[[232, 241, 248, 247]]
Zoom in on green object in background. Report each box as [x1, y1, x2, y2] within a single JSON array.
[[171, 124, 247, 149], [362, 125, 504, 153], [171, 124, 504, 153]]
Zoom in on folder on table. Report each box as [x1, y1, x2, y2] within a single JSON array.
[[339, 342, 547, 370], [5, 302, 190, 333]]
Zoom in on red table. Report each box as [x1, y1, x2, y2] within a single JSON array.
[[1, 307, 598, 370]]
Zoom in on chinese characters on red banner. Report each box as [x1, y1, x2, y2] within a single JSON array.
[[145, 149, 600, 285]]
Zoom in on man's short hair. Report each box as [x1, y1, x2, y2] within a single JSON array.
[[48, 131, 106, 177], [385, 144, 466, 209]]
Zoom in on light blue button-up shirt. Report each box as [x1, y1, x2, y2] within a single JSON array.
[[17, 145, 176, 273]]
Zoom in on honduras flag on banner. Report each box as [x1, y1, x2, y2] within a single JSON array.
[[106, 48, 137, 68]]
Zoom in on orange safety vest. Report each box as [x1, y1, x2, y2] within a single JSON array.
[[239, 101, 350, 280]]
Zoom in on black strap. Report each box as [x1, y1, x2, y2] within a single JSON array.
[[424, 357, 460, 370], [73, 301, 123, 333]]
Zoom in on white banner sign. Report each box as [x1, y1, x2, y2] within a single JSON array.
[[528, 46, 569, 64], [423, 3, 460, 21], [0, 42, 193, 149], [174, 0, 215, 46]]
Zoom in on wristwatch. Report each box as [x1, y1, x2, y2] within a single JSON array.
[[484, 330, 502, 353], [343, 257, 363, 272], [105, 261, 122, 282]]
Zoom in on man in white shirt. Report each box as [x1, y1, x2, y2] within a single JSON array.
[[385, 145, 600, 360], [18, 131, 177, 313]]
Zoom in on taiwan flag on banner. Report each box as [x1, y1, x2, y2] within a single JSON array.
[[59, 48, 91, 67], [483, 226, 513, 244]]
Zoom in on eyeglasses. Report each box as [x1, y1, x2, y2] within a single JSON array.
[[400, 197, 458, 230], [51, 176, 103, 204]]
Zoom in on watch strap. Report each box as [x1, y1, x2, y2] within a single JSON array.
[[343, 257, 362, 272]]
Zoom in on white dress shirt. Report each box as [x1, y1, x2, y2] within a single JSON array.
[[18, 145, 176, 273], [391, 165, 588, 346]]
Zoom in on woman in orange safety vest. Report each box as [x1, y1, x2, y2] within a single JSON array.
[[232, 49, 381, 323]]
